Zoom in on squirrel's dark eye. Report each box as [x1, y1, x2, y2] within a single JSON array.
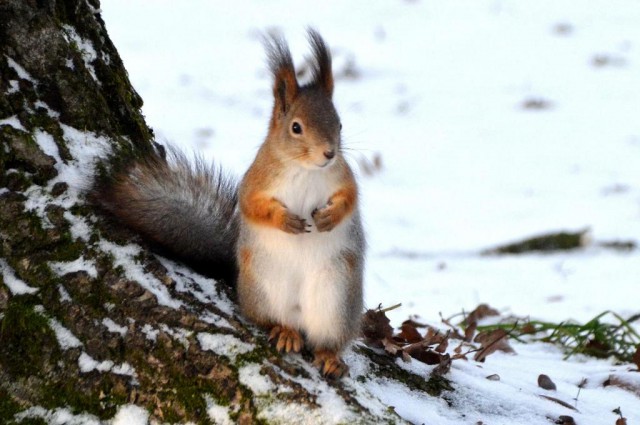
[[339, 123, 343, 130], [292, 122, 302, 135]]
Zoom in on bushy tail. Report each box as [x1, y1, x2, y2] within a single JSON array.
[[93, 145, 239, 281]]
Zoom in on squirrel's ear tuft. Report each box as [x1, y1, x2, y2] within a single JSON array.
[[265, 32, 299, 117], [307, 28, 334, 97]]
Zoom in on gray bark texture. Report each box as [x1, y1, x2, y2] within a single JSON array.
[[0, 1, 450, 423]]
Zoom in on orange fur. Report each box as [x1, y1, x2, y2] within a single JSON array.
[[239, 247, 252, 269], [241, 192, 287, 228], [329, 182, 357, 219]]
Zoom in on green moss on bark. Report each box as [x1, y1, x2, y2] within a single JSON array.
[[0, 296, 60, 377]]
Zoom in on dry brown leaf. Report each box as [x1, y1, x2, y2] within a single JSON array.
[[554, 415, 577, 425], [463, 304, 500, 341], [452, 341, 470, 360], [362, 308, 393, 347], [632, 344, 640, 370], [440, 315, 466, 340], [604, 375, 640, 397], [451, 353, 468, 361], [616, 418, 628, 425], [424, 326, 437, 341], [397, 322, 423, 343], [540, 395, 579, 412], [431, 353, 452, 376], [401, 350, 411, 363], [435, 336, 449, 353], [486, 374, 500, 381], [403, 317, 428, 328], [538, 374, 557, 391], [424, 326, 450, 345], [474, 329, 515, 362], [466, 304, 500, 325], [464, 321, 478, 342], [382, 337, 400, 356], [404, 342, 443, 365]]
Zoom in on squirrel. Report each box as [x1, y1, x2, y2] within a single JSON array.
[[94, 29, 365, 378]]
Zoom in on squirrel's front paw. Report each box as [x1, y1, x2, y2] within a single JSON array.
[[312, 204, 339, 232], [282, 211, 311, 234]]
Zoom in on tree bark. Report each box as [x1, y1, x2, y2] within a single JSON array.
[[0, 1, 449, 423]]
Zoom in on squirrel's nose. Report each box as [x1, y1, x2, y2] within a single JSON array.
[[324, 150, 335, 160]]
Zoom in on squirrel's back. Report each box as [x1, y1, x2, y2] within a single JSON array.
[[93, 146, 239, 280]]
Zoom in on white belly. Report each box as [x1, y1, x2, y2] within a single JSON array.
[[246, 166, 354, 346]]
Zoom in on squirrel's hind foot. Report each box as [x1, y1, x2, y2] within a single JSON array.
[[313, 349, 348, 379], [268, 325, 303, 353]]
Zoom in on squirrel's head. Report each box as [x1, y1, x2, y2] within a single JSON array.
[[265, 29, 341, 170]]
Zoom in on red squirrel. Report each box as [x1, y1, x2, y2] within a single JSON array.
[[95, 29, 364, 378]]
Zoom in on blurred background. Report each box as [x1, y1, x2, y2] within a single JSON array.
[[101, 0, 640, 326]]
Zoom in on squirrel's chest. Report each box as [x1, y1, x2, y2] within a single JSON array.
[[272, 168, 334, 217]]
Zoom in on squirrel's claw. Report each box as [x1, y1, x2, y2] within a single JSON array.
[[269, 325, 303, 353], [313, 350, 348, 379]]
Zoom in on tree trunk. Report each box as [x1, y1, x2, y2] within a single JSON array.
[[0, 1, 449, 423]]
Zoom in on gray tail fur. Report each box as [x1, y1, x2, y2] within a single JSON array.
[[93, 145, 239, 281]]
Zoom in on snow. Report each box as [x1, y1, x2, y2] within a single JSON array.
[[156, 256, 235, 316], [344, 340, 640, 425], [78, 352, 137, 378], [0, 258, 38, 295], [158, 324, 192, 348], [98, 241, 182, 309], [5, 56, 36, 83], [0, 115, 25, 130], [25, 118, 112, 229], [197, 332, 255, 360], [14, 405, 149, 425], [59, 124, 111, 179], [62, 25, 100, 83], [78, 352, 114, 373], [6, 80, 20, 94], [111, 405, 149, 425], [64, 211, 93, 241], [238, 363, 275, 394], [34, 129, 62, 164], [111, 362, 136, 376], [58, 284, 72, 302], [49, 256, 98, 279], [14, 407, 102, 425], [49, 318, 83, 350], [251, 357, 367, 424], [35, 100, 61, 118], [140, 324, 159, 342], [102, 317, 128, 336], [204, 396, 234, 425]]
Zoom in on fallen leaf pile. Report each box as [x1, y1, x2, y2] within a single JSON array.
[[361, 303, 516, 378]]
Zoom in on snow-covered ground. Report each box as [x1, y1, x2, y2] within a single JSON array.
[[99, 1, 640, 423]]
